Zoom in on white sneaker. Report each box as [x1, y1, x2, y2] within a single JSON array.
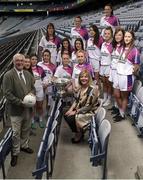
[[103, 99, 111, 107]]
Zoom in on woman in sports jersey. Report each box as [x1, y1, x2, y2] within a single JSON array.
[[56, 38, 72, 65], [70, 16, 88, 48], [38, 49, 56, 109], [100, 27, 113, 106], [100, 4, 120, 37], [87, 24, 103, 84], [38, 23, 61, 65], [72, 50, 93, 92], [108, 27, 125, 114], [71, 38, 84, 65], [54, 53, 73, 94], [114, 30, 140, 122], [30, 54, 47, 129]]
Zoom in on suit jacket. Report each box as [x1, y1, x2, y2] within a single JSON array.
[[3, 68, 35, 116]]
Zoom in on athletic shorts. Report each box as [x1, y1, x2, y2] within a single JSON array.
[[117, 74, 135, 91], [99, 65, 110, 77], [36, 88, 44, 101], [89, 58, 100, 72], [109, 69, 119, 89]]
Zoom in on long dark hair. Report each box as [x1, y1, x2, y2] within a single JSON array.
[[90, 24, 100, 46], [61, 38, 72, 57], [112, 27, 125, 49], [46, 23, 55, 41], [74, 38, 84, 52], [42, 49, 52, 64], [123, 30, 136, 59]]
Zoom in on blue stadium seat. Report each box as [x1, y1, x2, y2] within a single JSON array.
[[0, 128, 12, 179], [90, 119, 111, 179]]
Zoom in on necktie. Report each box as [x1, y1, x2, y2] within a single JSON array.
[[19, 72, 26, 84]]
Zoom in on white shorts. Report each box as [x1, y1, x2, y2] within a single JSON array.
[[36, 89, 44, 101], [89, 58, 100, 72], [109, 69, 119, 89], [117, 74, 135, 91], [99, 65, 110, 77]]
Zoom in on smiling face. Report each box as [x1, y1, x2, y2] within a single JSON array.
[[115, 30, 124, 43], [47, 25, 54, 36], [124, 32, 134, 46], [79, 70, 91, 87], [62, 54, 70, 66], [89, 27, 96, 37], [75, 40, 82, 50], [80, 73, 89, 86], [74, 17, 82, 28], [104, 29, 112, 42], [24, 57, 31, 70], [104, 5, 112, 17], [30, 55, 38, 66], [63, 40, 69, 50], [77, 51, 85, 64], [43, 51, 51, 63], [13, 54, 25, 71]]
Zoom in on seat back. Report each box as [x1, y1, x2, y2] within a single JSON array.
[[36, 141, 45, 169], [0, 128, 12, 164], [96, 107, 106, 128], [56, 99, 62, 111], [137, 87, 143, 103], [132, 80, 142, 95], [98, 119, 111, 153]]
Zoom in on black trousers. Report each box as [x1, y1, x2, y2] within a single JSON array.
[[64, 115, 77, 133]]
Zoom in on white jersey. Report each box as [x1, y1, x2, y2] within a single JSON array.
[[87, 38, 101, 61], [111, 45, 123, 70], [54, 65, 72, 79], [70, 26, 88, 48], [117, 48, 134, 75], [71, 51, 78, 65], [72, 64, 82, 87], [100, 42, 112, 65], [39, 36, 60, 65], [56, 50, 62, 64], [100, 15, 119, 37], [38, 62, 54, 79]]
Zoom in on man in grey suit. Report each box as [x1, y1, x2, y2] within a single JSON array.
[[3, 53, 35, 167]]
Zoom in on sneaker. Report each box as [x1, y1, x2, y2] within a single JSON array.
[[31, 123, 36, 129], [103, 99, 111, 107], [21, 147, 34, 154], [111, 108, 119, 115], [11, 155, 18, 167], [108, 106, 118, 111], [39, 121, 45, 128], [113, 115, 125, 122]]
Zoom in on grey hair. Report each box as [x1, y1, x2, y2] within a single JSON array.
[[13, 53, 25, 62]]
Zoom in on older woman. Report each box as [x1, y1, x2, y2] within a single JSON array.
[[64, 69, 100, 143]]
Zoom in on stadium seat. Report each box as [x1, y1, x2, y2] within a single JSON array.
[[88, 107, 106, 147], [0, 128, 12, 179], [90, 119, 111, 179], [32, 132, 54, 179]]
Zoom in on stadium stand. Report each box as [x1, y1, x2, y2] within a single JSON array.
[[0, 0, 143, 179]]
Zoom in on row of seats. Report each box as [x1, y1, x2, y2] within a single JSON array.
[[88, 107, 111, 179], [32, 98, 62, 179], [128, 80, 143, 137], [0, 128, 12, 179]]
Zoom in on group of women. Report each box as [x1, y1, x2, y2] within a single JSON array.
[[23, 3, 140, 142]]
